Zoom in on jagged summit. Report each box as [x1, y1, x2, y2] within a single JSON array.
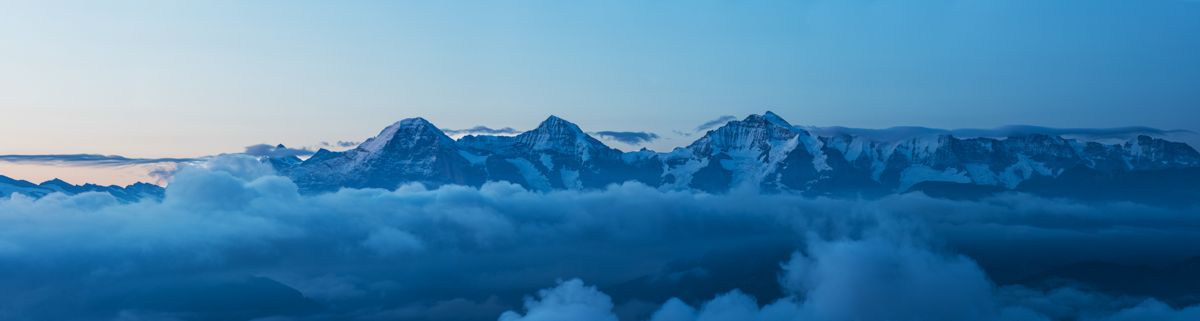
[[756, 111, 793, 128], [524, 115, 588, 142], [1123, 135, 1200, 169], [357, 117, 451, 154], [516, 115, 608, 154], [688, 112, 808, 156], [40, 178, 73, 187], [537, 115, 583, 132], [0, 175, 38, 188], [284, 116, 482, 191]]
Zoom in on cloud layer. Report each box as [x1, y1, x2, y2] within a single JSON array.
[[694, 116, 737, 133], [511, 237, 1200, 321], [592, 131, 661, 145], [805, 125, 1196, 142], [444, 126, 523, 136], [243, 144, 316, 157], [0, 155, 1198, 320], [0, 154, 197, 167]]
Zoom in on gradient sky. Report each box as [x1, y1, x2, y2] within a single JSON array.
[[2, 0, 1199, 184]]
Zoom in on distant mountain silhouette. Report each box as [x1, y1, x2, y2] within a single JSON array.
[[0, 175, 163, 202]]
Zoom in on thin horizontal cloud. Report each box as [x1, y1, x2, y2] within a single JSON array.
[[694, 115, 737, 133], [0, 154, 199, 167], [805, 125, 1196, 142], [592, 131, 661, 145], [320, 141, 361, 148], [444, 126, 522, 136], [243, 144, 315, 158], [959, 125, 1195, 139]]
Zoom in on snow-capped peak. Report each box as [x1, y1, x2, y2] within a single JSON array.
[[533, 115, 586, 135], [1120, 135, 1200, 169], [760, 111, 793, 128], [689, 112, 806, 155], [488, 115, 620, 166], [517, 116, 605, 151], [356, 117, 451, 154]]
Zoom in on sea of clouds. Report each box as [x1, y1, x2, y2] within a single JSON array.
[[1, 155, 1198, 321]]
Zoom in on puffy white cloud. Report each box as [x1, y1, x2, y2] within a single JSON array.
[[566, 236, 1200, 321], [781, 237, 996, 321], [637, 237, 997, 321], [647, 299, 696, 321], [499, 279, 618, 321]]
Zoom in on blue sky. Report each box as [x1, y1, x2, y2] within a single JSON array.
[[1, 1, 1198, 159]]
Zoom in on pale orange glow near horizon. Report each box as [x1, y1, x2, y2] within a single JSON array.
[[0, 162, 169, 186]]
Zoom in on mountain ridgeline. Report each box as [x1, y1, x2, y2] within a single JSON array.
[[0, 176, 164, 202], [272, 112, 1200, 206]]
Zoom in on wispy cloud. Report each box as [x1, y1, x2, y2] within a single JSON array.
[[243, 144, 315, 158], [805, 125, 1196, 142], [0, 154, 198, 167], [592, 131, 660, 145], [319, 141, 360, 148], [444, 126, 522, 136], [694, 115, 737, 133]]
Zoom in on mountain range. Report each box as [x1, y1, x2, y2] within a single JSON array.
[[3, 111, 1198, 205], [270, 112, 1200, 206]]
